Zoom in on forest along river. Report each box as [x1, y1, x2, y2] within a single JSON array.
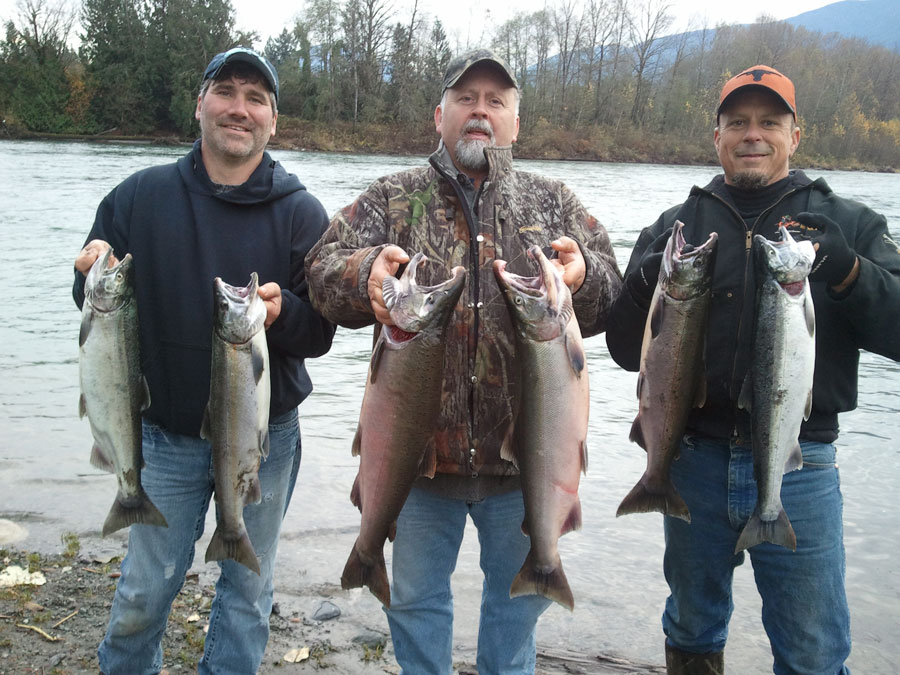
[[0, 139, 897, 671]]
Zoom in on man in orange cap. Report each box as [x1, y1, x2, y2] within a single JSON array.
[[606, 65, 900, 673]]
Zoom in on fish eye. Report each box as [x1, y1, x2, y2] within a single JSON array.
[[514, 296, 524, 305]]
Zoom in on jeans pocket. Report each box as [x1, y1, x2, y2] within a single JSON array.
[[800, 441, 837, 470]]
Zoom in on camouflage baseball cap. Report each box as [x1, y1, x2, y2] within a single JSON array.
[[441, 48, 518, 93]]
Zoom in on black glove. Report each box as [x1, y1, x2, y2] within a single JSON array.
[[787, 212, 857, 286], [625, 228, 671, 307]]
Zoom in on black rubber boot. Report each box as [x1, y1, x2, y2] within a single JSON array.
[[665, 642, 725, 674]]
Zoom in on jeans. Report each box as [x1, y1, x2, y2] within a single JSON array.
[[662, 436, 851, 674], [385, 487, 552, 675], [97, 409, 301, 675]]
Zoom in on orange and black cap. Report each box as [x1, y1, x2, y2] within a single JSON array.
[[717, 65, 796, 119]]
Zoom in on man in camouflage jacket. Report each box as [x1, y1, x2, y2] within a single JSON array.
[[305, 49, 622, 674]]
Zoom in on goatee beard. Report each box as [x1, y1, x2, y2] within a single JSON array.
[[730, 171, 769, 191], [454, 120, 495, 172]]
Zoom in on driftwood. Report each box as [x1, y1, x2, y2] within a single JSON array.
[[536, 647, 666, 674]]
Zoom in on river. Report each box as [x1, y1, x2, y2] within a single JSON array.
[[0, 139, 897, 672]]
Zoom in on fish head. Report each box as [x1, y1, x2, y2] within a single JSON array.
[[493, 245, 572, 342], [84, 249, 135, 313], [381, 253, 466, 341], [212, 272, 267, 344], [754, 226, 816, 294], [661, 221, 718, 300]]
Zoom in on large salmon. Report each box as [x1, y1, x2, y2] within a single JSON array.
[[201, 273, 271, 574], [342, 253, 466, 606], [79, 247, 167, 536], [617, 221, 718, 522], [736, 225, 816, 553], [493, 245, 589, 611]]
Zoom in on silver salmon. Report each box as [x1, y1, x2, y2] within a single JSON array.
[[341, 253, 466, 606], [493, 245, 589, 611], [617, 221, 718, 522], [735, 225, 816, 553], [201, 273, 271, 574], [79, 248, 167, 536]]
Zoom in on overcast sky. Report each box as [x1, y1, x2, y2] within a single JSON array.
[[0, 0, 840, 50]]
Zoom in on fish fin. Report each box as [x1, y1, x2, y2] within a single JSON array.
[[565, 333, 586, 376], [737, 372, 752, 412], [90, 443, 116, 473], [616, 476, 691, 522], [649, 299, 664, 340], [351, 425, 362, 457], [734, 509, 796, 553], [628, 415, 647, 450], [804, 288, 816, 337], [140, 377, 151, 412], [78, 310, 92, 347], [561, 499, 582, 535], [205, 528, 261, 574], [784, 443, 803, 473], [246, 474, 262, 505], [200, 406, 211, 441], [804, 389, 813, 421], [418, 446, 437, 479], [500, 424, 518, 469], [341, 542, 391, 607], [251, 342, 266, 385], [369, 338, 385, 385], [693, 359, 707, 409], [79, 394, 87, 419], [509, 551, 574, 611], [101, 489, 168, 536], [580, 439, 588, 475], [259, 429, 270, 459], [349, 472, 362, 511]]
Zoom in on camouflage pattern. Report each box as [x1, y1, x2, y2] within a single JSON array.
[[305, 145, 622, 478], [441, 48, 518, 92]]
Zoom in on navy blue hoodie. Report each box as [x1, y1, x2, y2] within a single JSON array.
[[74, 140, 336, 435]]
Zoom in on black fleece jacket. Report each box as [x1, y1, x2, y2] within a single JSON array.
[[606, 170, 900, 443], [74, 140, 336, 436]]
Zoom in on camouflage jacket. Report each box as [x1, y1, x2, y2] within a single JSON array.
[[306, 145, 622, 478]]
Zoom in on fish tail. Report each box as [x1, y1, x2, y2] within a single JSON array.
[[205, 527, 261, 575], [734, 509, 797, 553], [100, 490, 168, 537], [509, 551, 574, 611], [616, 477, 691, 522], [341, 542, 391, 607]]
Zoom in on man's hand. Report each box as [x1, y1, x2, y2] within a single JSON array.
[[550, 237, 586, 293], [368, 246, 410, 326], [75, 239, 115, 274], [258, 282, 282, 329], [787, 212, 859, 291], [626, 228, 672, 307]]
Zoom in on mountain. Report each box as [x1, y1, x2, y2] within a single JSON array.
[[787, 0, 899, 50]]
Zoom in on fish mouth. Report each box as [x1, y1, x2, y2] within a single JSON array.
[[493, 259, 545, 296]]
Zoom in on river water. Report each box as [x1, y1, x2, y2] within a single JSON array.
[[0, 139, 897, 672]]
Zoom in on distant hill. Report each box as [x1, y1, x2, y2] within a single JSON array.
[[786, 0, 899, 50]]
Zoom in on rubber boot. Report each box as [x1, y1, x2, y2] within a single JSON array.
[[665, 642, 725, 674]]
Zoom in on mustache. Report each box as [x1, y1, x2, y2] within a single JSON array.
[[462, 119, 495, 141]]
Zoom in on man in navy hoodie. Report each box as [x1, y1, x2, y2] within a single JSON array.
[[73, 47, 335, 674]]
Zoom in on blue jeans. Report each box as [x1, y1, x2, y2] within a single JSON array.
[[97, 410, 301, 675], [385, 487, 552, 675], [662, 436, 850, 674]]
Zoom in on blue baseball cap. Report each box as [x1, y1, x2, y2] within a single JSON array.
[[203, 47, 279, 102]]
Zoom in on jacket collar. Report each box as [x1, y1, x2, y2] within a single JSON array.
[[429, 141, 514, 185]]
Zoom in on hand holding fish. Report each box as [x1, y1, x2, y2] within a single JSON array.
[[75, 239, 117, 274], [258, 282, 282, 329], [785, 212, 860, 291], [368, 245, 410, 326], [550, 236, 586, 293]]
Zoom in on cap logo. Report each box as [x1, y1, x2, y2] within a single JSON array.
[[741, 68, 782, 82]]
